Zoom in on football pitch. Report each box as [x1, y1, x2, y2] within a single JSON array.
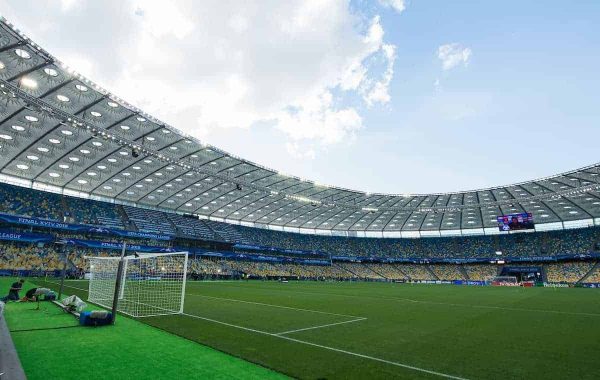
[[14, 279, 600, 379]]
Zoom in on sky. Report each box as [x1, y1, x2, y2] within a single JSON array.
[[0, 0, 598, 194]]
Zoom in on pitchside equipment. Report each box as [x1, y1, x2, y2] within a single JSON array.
[[86, 251, 188, 318]]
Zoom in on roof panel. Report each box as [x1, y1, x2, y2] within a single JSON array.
[[0, 16, 598, 234]]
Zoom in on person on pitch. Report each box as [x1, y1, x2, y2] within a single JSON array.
[[1, 278, 25, 302], [20, 287, 54, 302]]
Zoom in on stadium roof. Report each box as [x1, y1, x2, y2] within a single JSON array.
[[0, 17, 599, 236]]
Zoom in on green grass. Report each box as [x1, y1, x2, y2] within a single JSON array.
[[0, 278, 285, 380], [13, 278, 600, 379]]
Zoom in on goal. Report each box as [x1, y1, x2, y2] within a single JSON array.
[[86, 251, 188, 318], [486, 275, 519, 286]]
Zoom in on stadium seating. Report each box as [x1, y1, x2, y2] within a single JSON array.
[[1, 239, 599, 284], [0, 184, 64, 221], [335, 262, 385, 280], [583, 265, 600, 283], [545, 262, 594, 283], [0, 183, 599, 266], [166, 214, 218, 241], [399, 265, 436, 281], [0, 242, 62, 271], [231, 224, 600, 259], [203, 220, 252, 244], [429, 265, 465, 281], [123, 205, 176, 235], [365, 263, 406, 280], [463, 264, 499, 281], [188, 258, 233, 276], [64, 197, 124, 229]]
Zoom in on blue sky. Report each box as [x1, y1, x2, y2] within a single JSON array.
[[1, 0, 598, 194]]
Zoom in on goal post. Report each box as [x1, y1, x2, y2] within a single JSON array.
[[86, 251, 189, 318]]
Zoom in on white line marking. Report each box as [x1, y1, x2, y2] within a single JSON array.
[[275, 317, 367, 335], [207, 284, 600, 318], [49, 280, 600, 318], [186, 293, 364, 319], [49, 280, 465, 378], [47, 280, 600, 318], [43, 281, 87, 293], [180, 312, 468, 380]]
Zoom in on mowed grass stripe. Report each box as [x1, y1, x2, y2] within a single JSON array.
[[192, 280, 600, 317], [37, 279, 469, 378], [1, 278, 286, 380], [181, 312, 468, 380], [32, 278, 600, 379]]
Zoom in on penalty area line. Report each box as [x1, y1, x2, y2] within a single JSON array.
[[181, 312, 468, 380], [186, 293, 364, 319], [274, 317, 367, 335]]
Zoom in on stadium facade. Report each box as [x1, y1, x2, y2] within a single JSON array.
[[0, 16, 598, 240]]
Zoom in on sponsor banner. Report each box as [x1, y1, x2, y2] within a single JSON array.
[[110, 229, 172, 241], [408, 280, 452, 285], [452, 280, 487, 286], [0, 228, 53, 243], [544, 283, 570, 288], [194, 250, 329, 265], [332, 254, 600, 264], [492, 281, 520, 287], [64, 238, 174, 253], [234, 243, 327, 257], [502, 266, 541, 273], [581, 283, 600, 288], [0, 212, 172, 241]]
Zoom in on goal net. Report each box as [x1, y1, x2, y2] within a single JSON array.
[[86, 251, 188, 318], [486, 275, 519, 286]]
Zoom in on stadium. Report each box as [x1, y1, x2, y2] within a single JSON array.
[[0, 5, 599, 380]]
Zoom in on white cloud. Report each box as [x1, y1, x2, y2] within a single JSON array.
[[60, 0, 79, 12], [378, 0, 406, 13], [437, 43, 472, 70], [285, 142, 316, 160], [362, 43, 396, 106], [1, 0, 396, 161], [276, 90, 363, 146], [60, 54, 95, 78], [109, 2, 394, 158], [131, 0, 194, 39]]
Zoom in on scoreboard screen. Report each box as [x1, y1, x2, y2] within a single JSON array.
[[497, 213, 534, 231]]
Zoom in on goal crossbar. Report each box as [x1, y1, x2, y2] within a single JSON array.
[[84, 251, 188, 260]]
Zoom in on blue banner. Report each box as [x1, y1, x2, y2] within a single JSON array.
[[0, 212, 172, 241], [0, 228, 53, 243], [193, 250, 329, 265], [452, 280, 487, 286], [64, 238, 174, 253], [234, 243, 327, 257], [330, 253, 600, 264], [581, 283, 600, 288]]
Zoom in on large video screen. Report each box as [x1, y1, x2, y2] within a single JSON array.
[[497, 212, 534, 231]]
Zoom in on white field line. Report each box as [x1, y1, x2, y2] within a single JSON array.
[[49, 280, 600, 318], [211, 285, 600, 318], [186, 293, 364, 319], [47, 279, 467, 378], [181, 312, 468, 380], [275, 317, 367, 335], [48, 280, 600, 318]]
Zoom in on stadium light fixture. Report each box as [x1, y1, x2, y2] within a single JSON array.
[[20, 76, 38, 89]]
